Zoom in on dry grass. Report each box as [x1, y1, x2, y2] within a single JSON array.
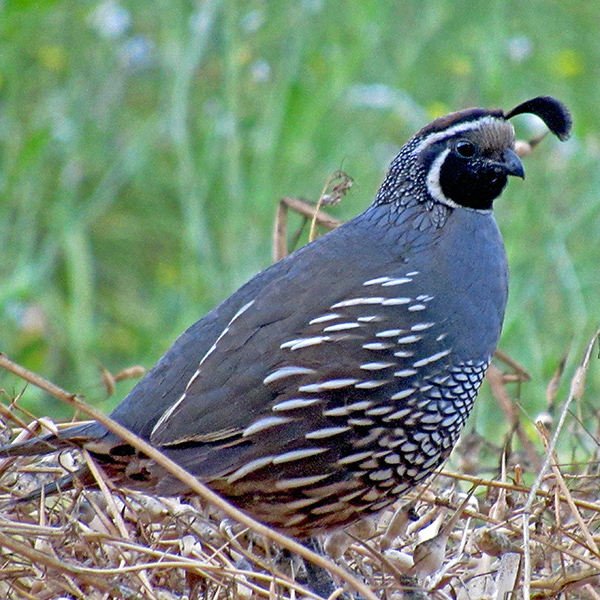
[[0, 331, 598, 600]]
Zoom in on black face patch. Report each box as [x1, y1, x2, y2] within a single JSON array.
[[439, 152, 508, 210]]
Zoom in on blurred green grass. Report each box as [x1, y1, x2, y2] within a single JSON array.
[[0, 0, 598, 443]]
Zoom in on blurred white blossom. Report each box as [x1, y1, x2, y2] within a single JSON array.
[[240, 10, 265, 34], [250, 59, 271, 83], [190, 8, 213, 36], [89, 1, 131, 39], [506, 36, 533, 62], [118, 35, 155, 70]]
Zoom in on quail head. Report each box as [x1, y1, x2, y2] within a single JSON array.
[[1, 96, 572, 537]]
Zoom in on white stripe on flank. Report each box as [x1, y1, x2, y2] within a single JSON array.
[[355, 380, 389, 389], [381, 278, 412, 286], [299, 379, 359, 393], [397, 334, 422, 344], [363, 277, 392, 286], [385, 407, 411, 420], [273, 447, 329, 464], [408, 304, 427, 311], [309, 313, 342, 325], [331, 297, 384, 308], [357, 315, 382, 323], [323, 322, 361, 332], [272, 398, 322, 411], [274, 474, 330, 490], [243, 416, 292, 437], [263, 366, 316, 385], [336, 451, 373, 465], [365, 405, 395, 416], [381, 297, 411, 306], [394, 369, 417, 377], [390, 388, 416, 400], [412, 349, 452, 367], [305, 426, 352, 440], [363, 342, 394, 350], [280, 336, 331, 350], [227, 456, 274, 483], [323, 401, 373, 417], [360, 362, 396, 371], [411, 322, 435, 331], [376, 329, 405, 338]]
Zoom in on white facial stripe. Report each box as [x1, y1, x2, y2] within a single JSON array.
[[414, 115, 504, 153], [426, 148, 458, 208]]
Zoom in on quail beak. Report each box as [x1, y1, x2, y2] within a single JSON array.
[[501, 148, 525, 179]]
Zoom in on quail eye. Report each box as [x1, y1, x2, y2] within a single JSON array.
[[455, 140, 476, 158]]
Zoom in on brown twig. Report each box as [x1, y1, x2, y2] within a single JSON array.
[[273, 196, 344, 261]]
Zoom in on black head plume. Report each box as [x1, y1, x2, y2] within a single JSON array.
[[505, 96, 572, 141]]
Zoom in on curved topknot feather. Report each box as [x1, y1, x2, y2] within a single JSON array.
[[505, 96, 572, 141]]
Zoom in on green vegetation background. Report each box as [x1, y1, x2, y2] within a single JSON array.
[[1, 0, 598, 444]]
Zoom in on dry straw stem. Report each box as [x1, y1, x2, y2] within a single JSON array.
[[308, 170, 353, 243], [520, 329, 600, 600], [273, 170, 351, 262], [272, 196, 343, 262], [0, 352, 378, 600]]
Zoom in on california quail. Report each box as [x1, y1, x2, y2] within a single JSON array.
[[1, 96, 571, 538]]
